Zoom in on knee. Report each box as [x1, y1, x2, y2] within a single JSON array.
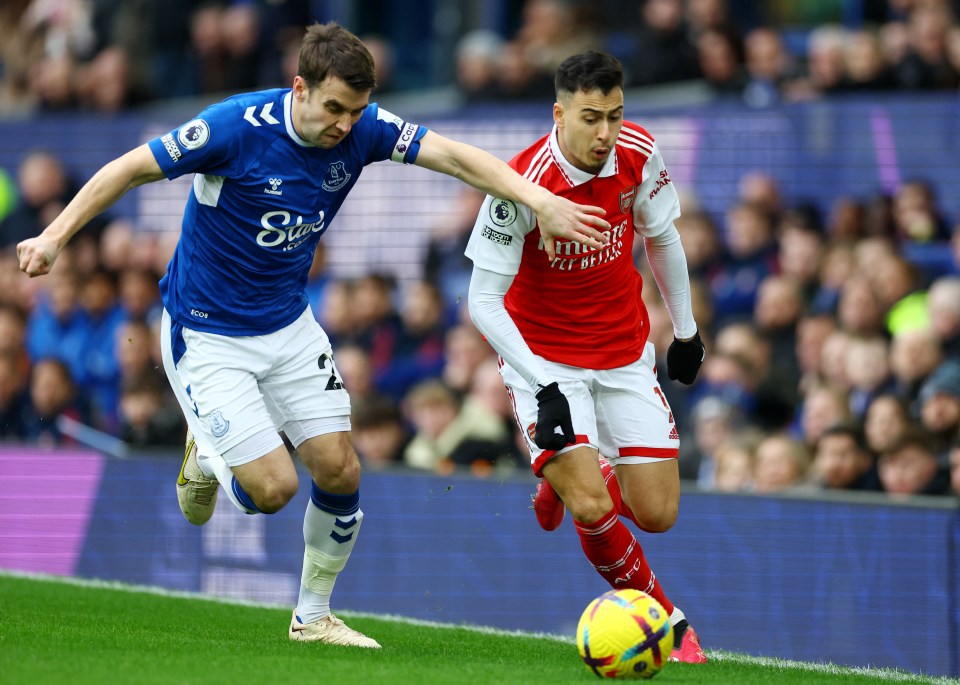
[[301, 435, 362, 492], [326, 456, 361, 492], [634, 501, 679, 533], [253, 475, 299, 513], [567, 491, 615, 524]]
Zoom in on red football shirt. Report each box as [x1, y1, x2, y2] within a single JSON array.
[[465, 121, 681, 370]]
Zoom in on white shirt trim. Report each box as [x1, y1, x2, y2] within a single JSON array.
[[283, 91, 314, 148], [546, 124, 618, 186]]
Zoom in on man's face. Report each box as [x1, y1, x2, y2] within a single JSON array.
[[816, 434, 868, 488], [292, 74, 370, 148], [879, 446, 937, 496], [921, 393, 960, 433], [554, 87, 624, 174]]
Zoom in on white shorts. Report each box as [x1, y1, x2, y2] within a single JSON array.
[[500, 343, 679, 477], [160, 307, 351, 467]]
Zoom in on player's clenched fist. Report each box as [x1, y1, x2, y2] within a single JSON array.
[[534, 382, 576, 450], [666, 331, 705, 385], [17, 236, 59, 277]]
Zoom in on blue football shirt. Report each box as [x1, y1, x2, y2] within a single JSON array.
[[147, 88, 427, 336]]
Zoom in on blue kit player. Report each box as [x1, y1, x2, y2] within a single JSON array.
[[17, 22, 610, 647]]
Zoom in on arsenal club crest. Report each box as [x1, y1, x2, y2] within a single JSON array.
[[619, 186, 637, 213]]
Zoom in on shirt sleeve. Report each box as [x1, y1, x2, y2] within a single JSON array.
[[464, 194, 535, 277], [361, 104, 429, 165], [467, 266, 553, 391], [147, 99, 245, 180], [632, 141, 681, 239], [644, 226, 697, 339]]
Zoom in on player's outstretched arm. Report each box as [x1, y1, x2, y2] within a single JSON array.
[[414, 131, 609, 260], [17, 144, 164, 277]]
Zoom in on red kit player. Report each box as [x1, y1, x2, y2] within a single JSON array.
[[465, 51, 708, 663]]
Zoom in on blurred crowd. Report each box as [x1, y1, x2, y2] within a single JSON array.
[[0, 0, 958, 503], [4, 0, 960, 114], [0, 145, 958, 502]]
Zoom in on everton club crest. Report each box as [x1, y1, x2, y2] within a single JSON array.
[[322, 161, 351, 192]]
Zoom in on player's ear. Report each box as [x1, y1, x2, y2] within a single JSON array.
[[293, 75, 307, 102], [553, 102, 564, 128]]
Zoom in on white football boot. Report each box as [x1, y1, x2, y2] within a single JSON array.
[[176, 430, 219, 526], [288, 611, 381, 648]]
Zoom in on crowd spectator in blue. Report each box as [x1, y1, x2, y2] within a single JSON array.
[[25, 269, 89, 383], [709, 200, 777, 324], [811, 423, 880, 492], [378, 280, 446, 400], [878, 428, 951, 497], [21, 357, 88, 448], [349, 273, 403, 381], [917, 359, 960, 455], [75, 268, 125, 432], [741, 27, 795, 107], [422, 187, 485, 320]]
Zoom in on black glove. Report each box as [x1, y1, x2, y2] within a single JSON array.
[[666, 331, 705, 385], [534, 382, 575, 451]]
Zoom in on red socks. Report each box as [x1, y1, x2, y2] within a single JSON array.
[[600, 461, 642, 528], [574, 508, 674, 614]]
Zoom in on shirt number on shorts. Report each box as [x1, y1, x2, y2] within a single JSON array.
[[318, 353, 344, 391], [652, 386, 674, 424]]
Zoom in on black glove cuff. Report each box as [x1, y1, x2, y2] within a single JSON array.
[[536, 382, 562, 402]]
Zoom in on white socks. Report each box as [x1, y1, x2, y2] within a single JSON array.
[[295, 488, 363, 624]]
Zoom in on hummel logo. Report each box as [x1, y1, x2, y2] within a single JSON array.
[[264, 178, 283, 196]]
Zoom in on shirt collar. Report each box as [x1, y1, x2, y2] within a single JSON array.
[[546, 123, 618, 185], [284, 91, 314, 148]]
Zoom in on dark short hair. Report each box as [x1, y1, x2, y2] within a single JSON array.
[[555, 51, 623, 97], [299, 22, 377, 92], [881, 428, 936, 461], [817, 422, 867, 453]]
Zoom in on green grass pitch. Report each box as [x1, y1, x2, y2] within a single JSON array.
[[0, 573, 955, 685]]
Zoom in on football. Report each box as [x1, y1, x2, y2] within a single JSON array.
[[575, 589, 674, 679]]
